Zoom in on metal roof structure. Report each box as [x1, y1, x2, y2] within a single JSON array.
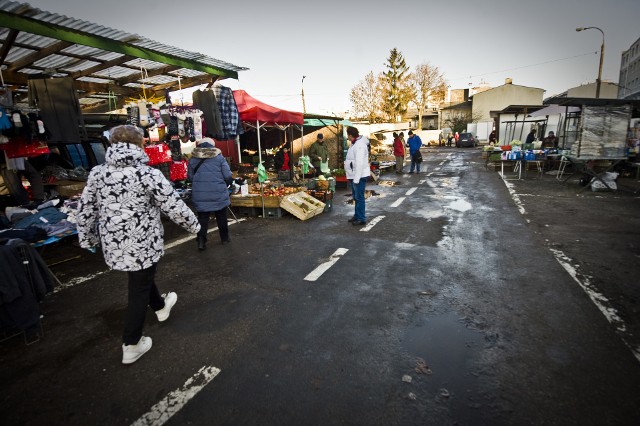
[[0, 1, 248, 112]]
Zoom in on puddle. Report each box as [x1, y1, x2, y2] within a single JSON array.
[[445, 199, 472, 212], [378, 180, 401, 187], [402, 312, 484, 419]]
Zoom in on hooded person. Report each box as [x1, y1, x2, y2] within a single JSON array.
[[76, 124, 200, 365], [188, 138, 233, 250]]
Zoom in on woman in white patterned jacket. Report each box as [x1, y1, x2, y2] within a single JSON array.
[[76, 125, 200, 365]]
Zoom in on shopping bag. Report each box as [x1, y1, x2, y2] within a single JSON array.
[[169, 160, 188, 181]]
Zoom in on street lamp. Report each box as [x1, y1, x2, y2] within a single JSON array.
[[576, 26, 605, 98]]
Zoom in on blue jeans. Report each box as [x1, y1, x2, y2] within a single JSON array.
[[410, 153, 421, 173], [351, 178, 367, 222]]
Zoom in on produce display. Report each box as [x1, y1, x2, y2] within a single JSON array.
[[248, 183, 304, 196]]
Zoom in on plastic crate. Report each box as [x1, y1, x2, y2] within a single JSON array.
[[260, 207, 283, 218], [235, 207, 258, 217]]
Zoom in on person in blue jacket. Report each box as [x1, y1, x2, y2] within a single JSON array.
[[188, 138, 233, 250], [406, 130, 423, 174]]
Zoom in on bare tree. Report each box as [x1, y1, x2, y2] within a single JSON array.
[[409, 63, 447, 130], [444, 110, 483, 134], [380, 48, 412, 122], [350, 71, 384, 123]]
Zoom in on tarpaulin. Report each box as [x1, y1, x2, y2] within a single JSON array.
[[232, 90, 304, 125]]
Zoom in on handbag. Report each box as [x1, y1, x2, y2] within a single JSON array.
[[413, 151, 423, 163]]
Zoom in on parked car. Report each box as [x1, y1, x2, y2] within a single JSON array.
[[456, 132, 478, 148]]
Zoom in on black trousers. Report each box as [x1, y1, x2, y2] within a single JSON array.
[[123, 263, 164, 346], [197, 208, 229, 242]]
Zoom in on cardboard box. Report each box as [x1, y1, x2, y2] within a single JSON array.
[[280, 192, 325, 220]]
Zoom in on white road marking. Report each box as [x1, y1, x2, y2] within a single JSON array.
[[131, 365, 221, 426], [506, 180, 639, 364], [435, 167, 441, 171], [550, 249, 640, 364], [439, 161, 445, 166], [390, 197, 406, 207], [56, 219, 246, 291], [419, 179, 427, 184], [405, 187, 417, 196], [304, 248, 349, 281], [501, 179, 527, 217], [53, 270, 109, 294], [360, 215, 385, 232], [165, 218, 246, 250], [425, 180, 437, 188]]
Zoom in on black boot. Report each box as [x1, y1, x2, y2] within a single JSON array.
[[197, 235, 206, 251]]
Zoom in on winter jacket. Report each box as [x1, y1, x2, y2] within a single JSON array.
[[76, 142, 200, 272], [393, 137, 405, 157], [344, 136, 370, 184], [188, 146, 233, 213], [406, 134, 423, 156], [308, 141, 329, 168], [274, 149, 290, 171]]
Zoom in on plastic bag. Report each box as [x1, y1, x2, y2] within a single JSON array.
[[257, 163, 268, 183]]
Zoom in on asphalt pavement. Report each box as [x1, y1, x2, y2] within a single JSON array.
[[1, 147, 639, 425]]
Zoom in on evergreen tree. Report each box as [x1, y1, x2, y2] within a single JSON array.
[[381, 48, 412, 123]]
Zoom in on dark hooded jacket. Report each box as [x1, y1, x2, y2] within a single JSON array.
[[188, 144, 233, 212]]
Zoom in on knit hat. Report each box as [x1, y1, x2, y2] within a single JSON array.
[[198, 137, 215, 148]]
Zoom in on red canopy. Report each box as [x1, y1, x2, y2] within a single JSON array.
[[233, 90, 304, 125]]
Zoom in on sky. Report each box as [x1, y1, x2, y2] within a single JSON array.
[[21, 0, 640, 116]]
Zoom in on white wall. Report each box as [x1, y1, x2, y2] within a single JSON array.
[[567, 82, 618, 99], [472, 84, 544, 122]]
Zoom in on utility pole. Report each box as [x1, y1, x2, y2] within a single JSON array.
[[301, 75, 307, 114]]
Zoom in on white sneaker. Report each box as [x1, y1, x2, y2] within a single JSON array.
[[155, 292, 177, 322], [122, 336, 152, 364]]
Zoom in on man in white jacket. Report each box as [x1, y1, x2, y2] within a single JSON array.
[[344, 126, 370, 226]]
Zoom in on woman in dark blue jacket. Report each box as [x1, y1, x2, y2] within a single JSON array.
[[188, 138, 233, 250]]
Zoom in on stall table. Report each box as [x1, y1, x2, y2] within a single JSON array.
[[560, 156, 626, 191]]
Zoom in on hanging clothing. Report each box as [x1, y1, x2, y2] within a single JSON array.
[[0, 239, 53, 331], [192, 90, 223, 139], [27, 77, 81, 143], [212, 85, 243, 140]]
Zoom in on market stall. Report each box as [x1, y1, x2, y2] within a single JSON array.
[[232, 90, 317, 218], [0, 1, 248, 335]]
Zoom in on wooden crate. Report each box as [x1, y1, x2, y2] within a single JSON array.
[[230, 195, 282, 208], [280, 192, 325, 220], [230, 195, 261, 207], [307, 190, 333, 202]]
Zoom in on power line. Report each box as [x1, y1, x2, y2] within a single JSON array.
[[448, 51, 598, 82]]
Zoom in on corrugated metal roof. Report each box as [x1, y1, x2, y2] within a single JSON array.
[[0, 0, 247, 112]]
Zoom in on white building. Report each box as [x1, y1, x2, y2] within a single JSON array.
[[618, 36, 640, 100], [567, 81, 618, 98], [471, 79, 545, 122]]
